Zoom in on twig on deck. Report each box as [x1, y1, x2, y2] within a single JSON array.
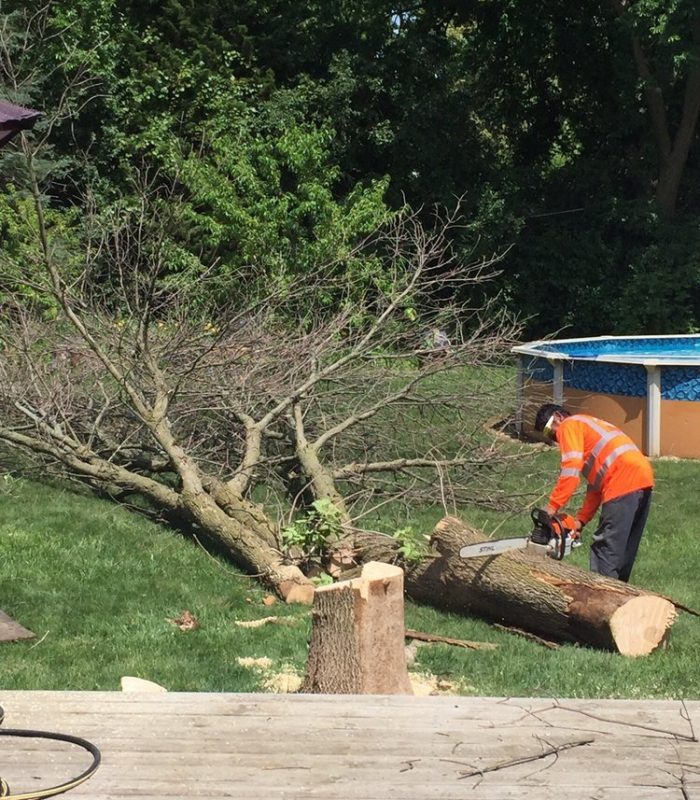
[[666, 740, 695, 800], [681, 700, 697, 743], [548, 701, 698, 742], [681, 775, 692, 800], [448, 737, 593, 780]]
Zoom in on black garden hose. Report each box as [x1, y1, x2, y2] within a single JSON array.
[[0, 704, 101, 799]]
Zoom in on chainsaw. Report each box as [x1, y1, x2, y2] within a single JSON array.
[[459, 508, 581, 561]]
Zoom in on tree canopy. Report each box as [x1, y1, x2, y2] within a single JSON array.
[[1, 0, 699, 335]]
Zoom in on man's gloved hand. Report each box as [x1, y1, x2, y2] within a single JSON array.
[[557, 512, 580, 531], [556, 513, 583, 543], [572, 518, 584, 546]]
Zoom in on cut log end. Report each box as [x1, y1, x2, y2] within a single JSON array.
[[609, 596, 678, 657]]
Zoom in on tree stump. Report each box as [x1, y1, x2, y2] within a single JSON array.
[[300, 561, 413, 694], [401, 516, 677, 657]]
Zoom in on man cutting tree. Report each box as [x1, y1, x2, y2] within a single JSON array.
[[534, 403, 654, 583]]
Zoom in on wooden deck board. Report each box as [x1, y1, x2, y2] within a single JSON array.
[[0, 691, 698, 799]]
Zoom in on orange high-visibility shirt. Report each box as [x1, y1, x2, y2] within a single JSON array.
[[548, 414, 654, 525]]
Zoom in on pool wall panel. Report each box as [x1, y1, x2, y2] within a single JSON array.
[[563, 388, 646, 448], [522, 378, 700, 458], [522, 379, 646, 450], [660, 400, 700, 459]]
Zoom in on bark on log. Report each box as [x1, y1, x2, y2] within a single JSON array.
[[300, 561, 413, 694], [352, 516, 678, 657]]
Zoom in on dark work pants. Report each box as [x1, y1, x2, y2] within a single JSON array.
[[589, 488, 653, 583]]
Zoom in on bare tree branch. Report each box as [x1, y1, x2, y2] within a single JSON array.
[[446, 737, 594, 780]]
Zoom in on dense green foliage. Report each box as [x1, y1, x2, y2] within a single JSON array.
[[2, 0, 699, 334]]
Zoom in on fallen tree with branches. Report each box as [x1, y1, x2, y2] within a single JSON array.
[[0, 123, 532, 600], [0, 3, 688, 660], [0, 135, 688, 655]]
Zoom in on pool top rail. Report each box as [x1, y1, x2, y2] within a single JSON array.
[[513, 333, 700, 366]]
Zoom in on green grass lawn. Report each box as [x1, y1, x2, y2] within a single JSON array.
[[1, 448, 699, 698]]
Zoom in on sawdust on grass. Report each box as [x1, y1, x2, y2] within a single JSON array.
[[236, 656, 465, 696]]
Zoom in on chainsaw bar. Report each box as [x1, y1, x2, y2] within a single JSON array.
[[459, 537, 530, 559]]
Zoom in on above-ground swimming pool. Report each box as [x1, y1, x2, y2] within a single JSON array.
[[513, 334, 700, 458]]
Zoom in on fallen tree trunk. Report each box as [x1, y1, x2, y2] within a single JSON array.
[[351, 516, 678, 657]]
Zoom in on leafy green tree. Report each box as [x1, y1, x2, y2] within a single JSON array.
[[433, 1, 700, 334], [611, 0, 700, 220], [168, 98, 391, 309], [3, 0, 700, 335], [1, 1, 393, 314]]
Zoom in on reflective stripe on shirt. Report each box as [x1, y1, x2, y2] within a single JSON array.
[[570, 416, 619, 480], [590, 443, 638, 492], [582, 430, 618, 479], [568, 416, 641, 490], [559, 467, 580, 478], [560, 450, 583, 463]]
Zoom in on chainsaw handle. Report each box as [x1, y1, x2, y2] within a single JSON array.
[[530, 507, 550, 526], [530, 507, 578, 559]]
